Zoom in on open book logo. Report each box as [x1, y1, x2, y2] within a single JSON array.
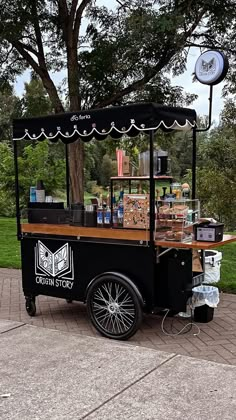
[[35, 241, 74, 280]]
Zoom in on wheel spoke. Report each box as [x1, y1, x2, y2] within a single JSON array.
[[115, 312, 131, 331], [94, 288, 109, 305], [101, 283, 114, 303], [117, 310, 134, 326], [119, 292, 133, 306], [114, 283, 126, 302]]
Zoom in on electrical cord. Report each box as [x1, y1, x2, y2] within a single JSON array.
[[169, 312, 193, 335], [161, 308, 201, 337]]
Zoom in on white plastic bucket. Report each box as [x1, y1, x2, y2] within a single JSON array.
[[204, 250, 222, 284]]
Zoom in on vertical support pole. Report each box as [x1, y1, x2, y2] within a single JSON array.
[[149, 131, 155, 244], [110, 178, 113, 227], [65, 144, 70, 207], [193, 85, 213, 200], [128, 179, 131, 194], [13, 140, 21, 240], [192, 128, 197, 200]]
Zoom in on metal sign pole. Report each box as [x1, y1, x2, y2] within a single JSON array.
[[192, 85, 213, 198]]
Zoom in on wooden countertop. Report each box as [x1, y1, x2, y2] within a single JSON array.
[[21, 224, 236, 249], [21, 223, 148, 242], [110, 176, 173, 180], [155, 235, 236, 249]]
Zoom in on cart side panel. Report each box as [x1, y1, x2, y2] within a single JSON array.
[[76, 241, 156, 308], [155, 248, 193, 312], [21, 237, 156, 308], [21, 237, 82, 301]]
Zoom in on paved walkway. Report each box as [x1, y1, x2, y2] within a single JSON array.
[[1, 268, 236, 366], [1, 320, 236, 420]]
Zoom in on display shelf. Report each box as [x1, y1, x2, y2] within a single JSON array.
[[110, 175, 173, 180], [155, 235, 236, 249]]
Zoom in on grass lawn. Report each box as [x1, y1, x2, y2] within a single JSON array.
[[0, 217, 236, 293], [0, 218, 21, 269], [216, 241, 236, 293]]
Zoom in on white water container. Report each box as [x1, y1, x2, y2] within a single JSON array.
[[204, 250, 222, 284], [36, 189, 45, 202]]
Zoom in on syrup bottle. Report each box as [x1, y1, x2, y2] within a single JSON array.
[[112, 195, 118, 227], [118, 190, 124, 227]]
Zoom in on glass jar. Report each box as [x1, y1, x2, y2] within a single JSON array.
[[171, 182, 182, 200]]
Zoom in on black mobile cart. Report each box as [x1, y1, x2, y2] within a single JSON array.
[[13, 102, 236, 340]]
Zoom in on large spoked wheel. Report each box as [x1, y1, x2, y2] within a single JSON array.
[[87, 274, 143, 340]]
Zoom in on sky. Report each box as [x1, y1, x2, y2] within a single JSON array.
[[14, 1, 226, 124]]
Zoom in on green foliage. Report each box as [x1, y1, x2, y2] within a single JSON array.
[[0, 84, 23, 140], [86, 180, 98, 194], [0, 141, 66, 216], [197, 168, 236, 229], [22, 76, 53, 117], [182, 101, 236, 230], [0, 142, 15, 216], [100, 154, 113, 187]]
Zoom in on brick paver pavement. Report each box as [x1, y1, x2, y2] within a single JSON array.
[[1, 268, 236, 366]]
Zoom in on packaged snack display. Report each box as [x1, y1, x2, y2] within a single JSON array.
[[123, 194, 149, 229], [156, 199, 200, 242]]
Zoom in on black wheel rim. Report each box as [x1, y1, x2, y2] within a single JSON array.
[[91, 281, 136, 335]]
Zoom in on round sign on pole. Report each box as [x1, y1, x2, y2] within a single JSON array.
[[195, 50, 229, 85]]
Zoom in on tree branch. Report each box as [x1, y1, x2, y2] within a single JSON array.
[[69, 0, 79, 26], [11, 40, 64, 113], [95, 56, 172, 108], [186, 41, 236, 55], [95, 6, 209, 108], [17, 41, 39, 58], [31, 1, 47, 68], [73, 0, 92, 42], [58, 0, 69, 42]]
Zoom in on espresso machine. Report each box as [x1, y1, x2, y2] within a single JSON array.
[[139, 149, 170, 176]]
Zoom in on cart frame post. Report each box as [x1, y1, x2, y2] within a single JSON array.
[[13, 140, 21, 240], [65, 144, 70, 207], [149, 130, 155, 244], [192, 127, 197, 200]]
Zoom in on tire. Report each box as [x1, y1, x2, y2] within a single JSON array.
[[25, 298, 36, 317], [87, 274, 143, 340]]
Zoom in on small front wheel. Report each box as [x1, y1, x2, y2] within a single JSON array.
[[25, 298, 36, 317], [66, 299, 73, 304], [87, 274, 143, 340]]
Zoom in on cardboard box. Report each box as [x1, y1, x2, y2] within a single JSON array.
[[122, 156, 130, 175], [192, 249, 203, 272]]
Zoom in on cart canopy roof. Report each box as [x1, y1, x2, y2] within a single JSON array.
[[13, 102, 196, 143]]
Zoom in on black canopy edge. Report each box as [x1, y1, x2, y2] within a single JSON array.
[[13, 102, 197, 142], [13, 119, 196, 142]]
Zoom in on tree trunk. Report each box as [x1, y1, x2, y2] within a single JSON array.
[[68, 140, 84, 203], [67, 42, 84, 203]]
